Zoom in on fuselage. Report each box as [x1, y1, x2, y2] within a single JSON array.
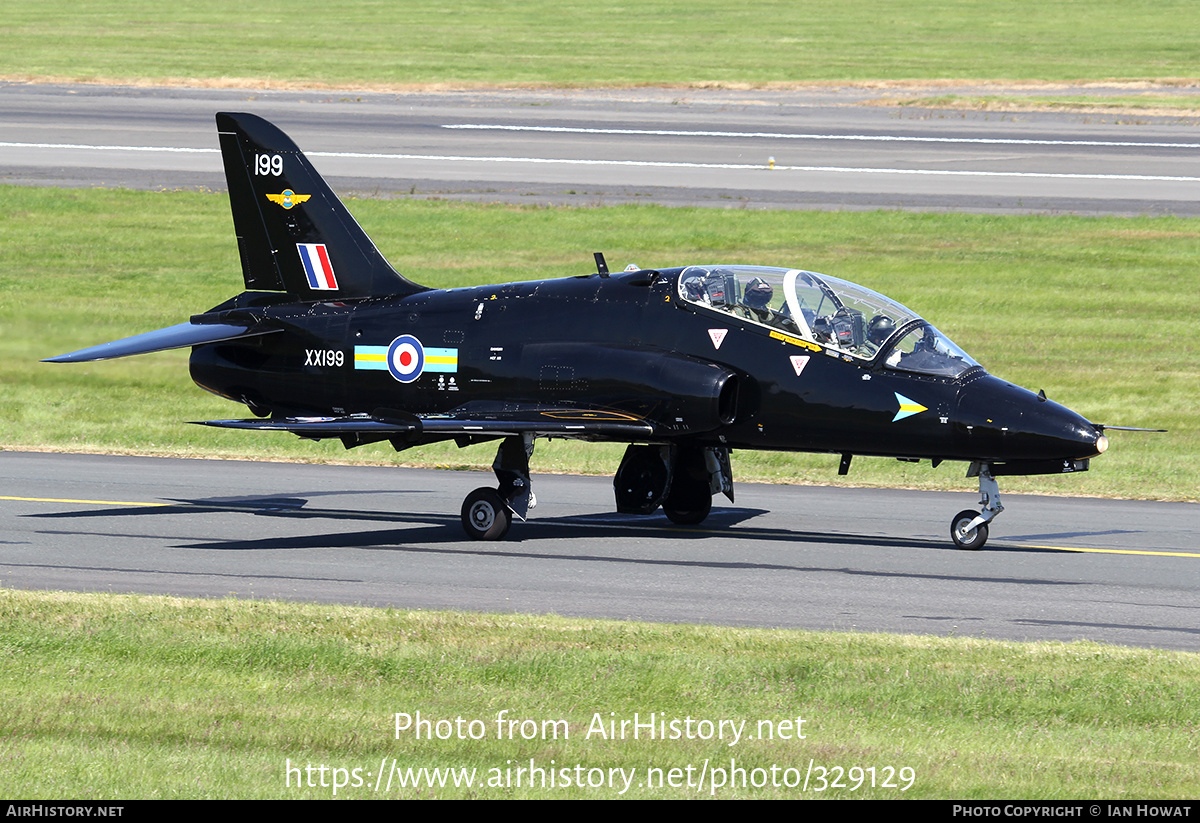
[[189, 265, 1104, 469]]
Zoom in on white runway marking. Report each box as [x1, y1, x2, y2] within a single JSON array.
[[442, 123, 1200, 150], [6, 141, 1199, 183], [0, 141, 218, 153]]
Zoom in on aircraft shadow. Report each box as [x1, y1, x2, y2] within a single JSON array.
[[29, 493, 1080, 572]]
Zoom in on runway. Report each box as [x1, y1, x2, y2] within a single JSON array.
[[3, 452, 1198, 651], [3, 82, 1200, 214]]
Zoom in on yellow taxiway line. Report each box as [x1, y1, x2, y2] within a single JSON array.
[[1017, 543, 1200, 559], [0, 495, 168, 508]]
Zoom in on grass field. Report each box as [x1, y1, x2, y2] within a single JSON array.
[[2, 186, 1195, 500], [4, 1, 1200, 89], [3, 589, 1197, 799]]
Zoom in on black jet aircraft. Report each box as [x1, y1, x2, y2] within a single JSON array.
[[48, 113, 1120, 549]]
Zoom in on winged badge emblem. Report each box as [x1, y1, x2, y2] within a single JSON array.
[[265, 190, 311, 209]]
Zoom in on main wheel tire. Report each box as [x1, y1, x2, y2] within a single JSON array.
[[614, 445, 669, 515], [951, 509, 988, 550], [663, 478, 712, 525], [461, 487, 512, 541]]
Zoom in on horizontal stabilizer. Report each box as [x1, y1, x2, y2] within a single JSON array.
[[44, 322, 280, 363]]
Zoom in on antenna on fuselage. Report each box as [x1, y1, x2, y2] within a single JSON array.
[[594, 252, 610, 278]]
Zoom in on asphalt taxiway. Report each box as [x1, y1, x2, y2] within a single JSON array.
[[3, 452, 1197, 650]]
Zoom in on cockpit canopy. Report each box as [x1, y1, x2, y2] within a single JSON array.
[[677, 265, 980, 379]]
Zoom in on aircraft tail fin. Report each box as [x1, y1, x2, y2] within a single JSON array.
[[216, 112, 427, 299]]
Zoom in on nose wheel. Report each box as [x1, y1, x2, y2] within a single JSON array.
[[951, 509, 988, 550], [951, 462, 1004, 550]]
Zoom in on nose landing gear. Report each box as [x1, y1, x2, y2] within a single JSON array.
[[951, 463, 1004, 550]]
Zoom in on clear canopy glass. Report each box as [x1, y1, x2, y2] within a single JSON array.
[[677, 265, 980, 378]]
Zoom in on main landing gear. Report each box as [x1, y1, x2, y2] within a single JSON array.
[[661, 446, 717, 525], [613, 443, 733, 526], [459, 439, 734, 541], [951, 462, 1004, 550], [462, 487, 511, 540], [460, 434, 535, 541]]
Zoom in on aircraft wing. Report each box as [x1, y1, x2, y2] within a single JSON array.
[[44, 322, 282, 363], [199, 406, 657, 442]]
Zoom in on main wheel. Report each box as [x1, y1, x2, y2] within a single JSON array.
[[951, 509, 988, 550], [663, 477, 712, 525], [613, 445, 669, 514], [461, 487, 512, 541]]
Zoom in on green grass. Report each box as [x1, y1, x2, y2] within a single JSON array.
[[2, 589, 1197, 798], [2, 186, 1195, 500], [3, 1, 1200, 88]]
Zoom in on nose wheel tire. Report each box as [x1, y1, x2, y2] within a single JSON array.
[[462, 487, 512, 541], [951, 509, 988, 551]]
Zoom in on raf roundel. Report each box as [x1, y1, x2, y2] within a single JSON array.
[[387, 334, 425, 383]]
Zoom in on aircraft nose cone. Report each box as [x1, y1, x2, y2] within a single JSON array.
[[956, 374, 1104, 462]]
